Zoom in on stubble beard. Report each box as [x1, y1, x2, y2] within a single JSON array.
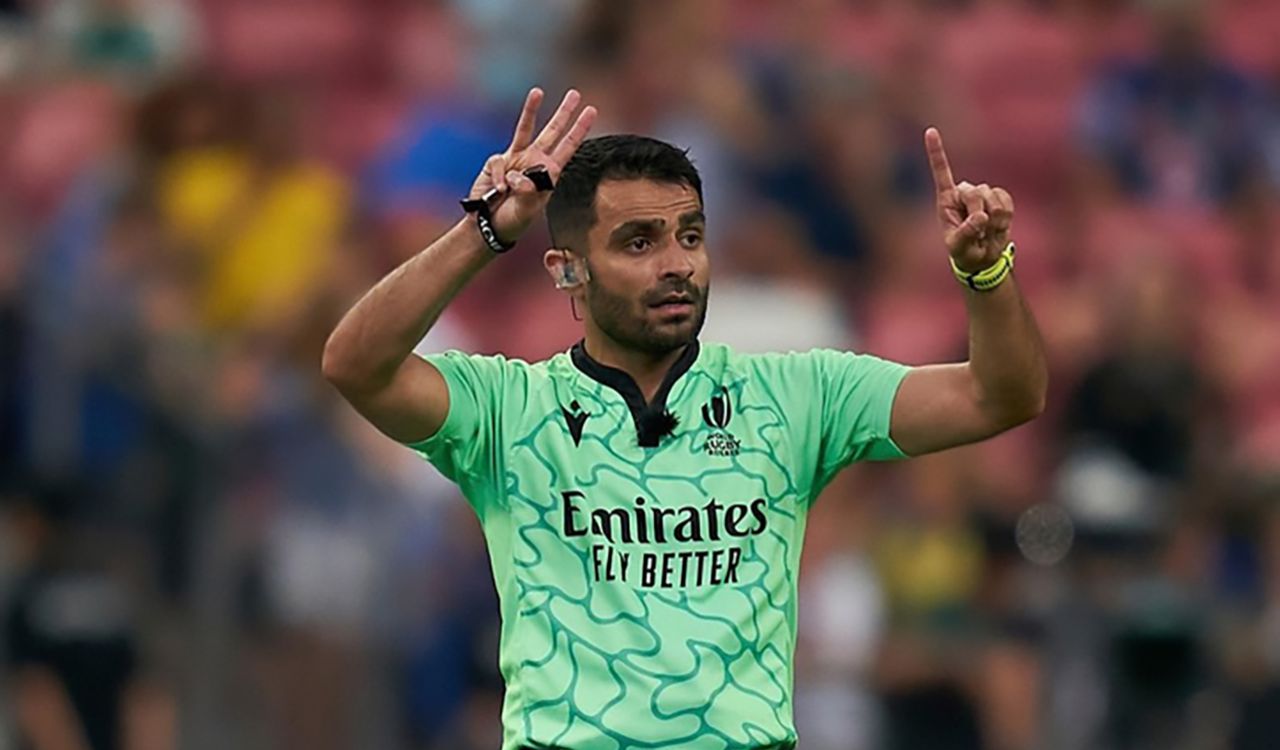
[[585, 277, 710, 356]]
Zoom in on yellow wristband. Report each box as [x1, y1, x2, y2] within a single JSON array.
[[951, 242, 1015, 292]]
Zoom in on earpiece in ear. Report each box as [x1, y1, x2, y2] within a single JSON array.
[[560, 263, 579, 287], [556, 254, 587, 289]]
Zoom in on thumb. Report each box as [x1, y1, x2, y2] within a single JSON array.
[[506, 169, 548, 213], [505, 170, 535, 195], [948, 211, 988, 250], [490, 169, 551, 241]]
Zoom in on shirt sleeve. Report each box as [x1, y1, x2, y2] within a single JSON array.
[[403, 350, 511, 514], [806, 348, 912, 496]]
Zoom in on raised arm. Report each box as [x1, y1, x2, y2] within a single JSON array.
[[888, 129, 1048, 456], [321, 88, 596, 443]]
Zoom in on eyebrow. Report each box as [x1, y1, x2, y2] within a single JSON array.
[[678, 210, 707, 229], [607, 210, 707, 246]]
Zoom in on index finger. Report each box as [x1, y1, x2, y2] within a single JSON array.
[[509, 87, 544, 152], [532, 89, 582, 153], [924, 127, 955, 194]]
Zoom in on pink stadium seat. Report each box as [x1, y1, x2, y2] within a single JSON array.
[[4, 81, 122, 218], [1162, 209, 1243, 293], [1217, 1, 1280, 77], [1076, 203, 1169, 279], [314, 88, 407, 173], [935, 7, 1087, 200], [203, 0, 374, 80], [827, 4, 917, 75], [1073, 6, 1151, 66], [862, 282, 967, 366], [1078, 202, 1250, 293], [725, 0, 782, 49], [860, 207, 969, 363]]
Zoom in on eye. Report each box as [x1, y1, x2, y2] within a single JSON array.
[[627, 237, 652, 252], [679, 232, 703, 249]]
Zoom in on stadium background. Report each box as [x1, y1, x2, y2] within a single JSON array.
[[1, 0, 1279, 748]]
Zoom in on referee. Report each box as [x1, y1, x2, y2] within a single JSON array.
[[323, 88, 1047, 749]]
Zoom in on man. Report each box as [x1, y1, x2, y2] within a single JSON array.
[[3, 485, 147, 750], [323, 88, 1046, 749], [1078, 0, 1273, 209]]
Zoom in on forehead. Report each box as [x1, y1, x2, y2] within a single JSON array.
[[592, 179, 702, 229]]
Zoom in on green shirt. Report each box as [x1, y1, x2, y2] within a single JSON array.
[[407, 340, 909, 749]]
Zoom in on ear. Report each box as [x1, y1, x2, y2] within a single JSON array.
[[543, 248, 571, 288], [544, 248, 589, 290]]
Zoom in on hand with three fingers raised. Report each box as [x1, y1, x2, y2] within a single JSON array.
[[469, 88, 597, 246]]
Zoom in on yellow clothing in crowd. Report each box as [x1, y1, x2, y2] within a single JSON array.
[[159, 147, 348, 331], [875, 524, 985, 626]]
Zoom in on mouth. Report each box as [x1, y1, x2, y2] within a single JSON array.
[[649, 295, 695, 315]]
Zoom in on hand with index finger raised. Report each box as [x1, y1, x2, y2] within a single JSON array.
[[925, 128, 1012, 273]]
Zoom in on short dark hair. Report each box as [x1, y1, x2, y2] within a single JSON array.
[[546, 134, 703, 251]]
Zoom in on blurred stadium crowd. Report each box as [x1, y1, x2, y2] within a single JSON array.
[[1, 0, 1279, 748]]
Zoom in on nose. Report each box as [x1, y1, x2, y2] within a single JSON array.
[[657, 237, 695, 281]]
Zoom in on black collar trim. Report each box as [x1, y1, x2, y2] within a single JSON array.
[[570, 340, 700, 447]]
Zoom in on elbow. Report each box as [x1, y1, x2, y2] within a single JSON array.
[[968, 360, 1048, 435], [320, 334, 355, 391], [995, 386, 1047, 429], [977, 377, 1046, 432], [321, 331, 396, 396], [1025, 368, 1050, 422], [1017, 392, 1047, 424], [985, 402, 1041, 435]]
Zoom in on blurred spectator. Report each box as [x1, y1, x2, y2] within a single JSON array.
[[1077, 0, 1275, 209], [1064, 255, 1205, 481], [1058, 254, 1213, 545], [1105, 530, 1213, 748], [157, 86, 349, 335], [2, 484, 147, 750], [796, 472, 886, 750], [699, 202, 853, 352], [873, 454, 987, 750], [728, 64, 877, 270], [361, 102, 506, 230], [564, 0, 756, 231], [452, 0, 580, 105], [32, 0, 198, 81]]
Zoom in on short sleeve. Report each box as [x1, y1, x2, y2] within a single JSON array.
[[808, 348, 911, 493], [404, 351, 510, 508]]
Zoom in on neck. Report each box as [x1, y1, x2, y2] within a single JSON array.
[[582, 330, 689, 402]]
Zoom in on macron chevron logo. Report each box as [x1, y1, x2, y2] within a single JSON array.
[[562, 401, 590, 447]]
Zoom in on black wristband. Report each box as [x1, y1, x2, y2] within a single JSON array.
[[459, 166, 555, 255], [460, 197, 515, 254]]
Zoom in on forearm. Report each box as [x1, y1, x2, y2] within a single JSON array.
[[322, 218, 493, 391], [891, 130, 1047, 455], [963, 277, 1047, 423]]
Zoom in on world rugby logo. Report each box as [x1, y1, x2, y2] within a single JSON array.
[[701, 386, 741, 457]]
